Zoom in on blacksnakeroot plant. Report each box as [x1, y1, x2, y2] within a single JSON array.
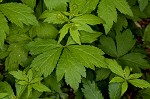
[[0, 0, 150, 99]]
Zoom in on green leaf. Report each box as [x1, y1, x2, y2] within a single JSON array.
[[128, 79, 150, 88], [71, 14, 104, 25], [31, 22, 58, 39], [106, 59, 124, 77], [78, 0, 99, 14], [9, 70, 28, 81], [116, 29, 136, 57], [26, 39, 61, 55], [27, 85, 32, 97], [131, 6, 147, 21], [138, 0, 148, 11], [96, 68, 111, 81], [69, 0, 84, 14], [68, 45, 107, 69], [124, 66, 130, 79], [56, 48, 86, 90], [66, 36, 76, 45], [0, 45, 9, 59], [40, 11, 68, 24], [32, 83, 51, 92], [113, 0, 133, 16], [99, 36, 117, 57], [113, 14, 128, 33], [30, 48, 62, 77], [44, 72, 61, 92], [98, 0, 117, 33], [80, 31, 102, 43], [44, 0, 69, 11], [82, 81, 104, 99], [0, 93, 8, 98], [0, 13, 9, 48], [75, 89, 83, 99], [21, 0, 36, 9], [119, 53, 150, 69], [0, 82, 15, 98], [143, 3, 150, 17], [15, 84, 27, 98], [121, 81, 128, 95], [98, 0, 132, 33], [70, 0, 99, 14], [30, 77, 43, 84], [76, 23, 94, 33], [128, 73, 143, 80], [27, 69, 33, 82], [7, 34, 31, 43], [58, 24, 70, 44], [0, 3, 38, 27], [5, 43, 28, 71], [143, 24, 150, 42], [109, 83, 121, 99], [110, 77, 124, 83], [17, 81, 28, 85], [70, 26, 81, 45], [10, 23, 30, 33], [139, 88, 150, 96]]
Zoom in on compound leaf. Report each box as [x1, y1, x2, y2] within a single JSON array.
[[56, 48, 86, 90], [0, 3, 38, 27], [30, 48, 62, 77], [82, 81, 104, 99], [68, 45, 107, 69]]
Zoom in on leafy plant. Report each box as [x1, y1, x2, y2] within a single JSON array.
[[0, 0, 150, 99]]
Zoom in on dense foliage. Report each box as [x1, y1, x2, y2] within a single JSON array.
[[0, 0, 150, 99]]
